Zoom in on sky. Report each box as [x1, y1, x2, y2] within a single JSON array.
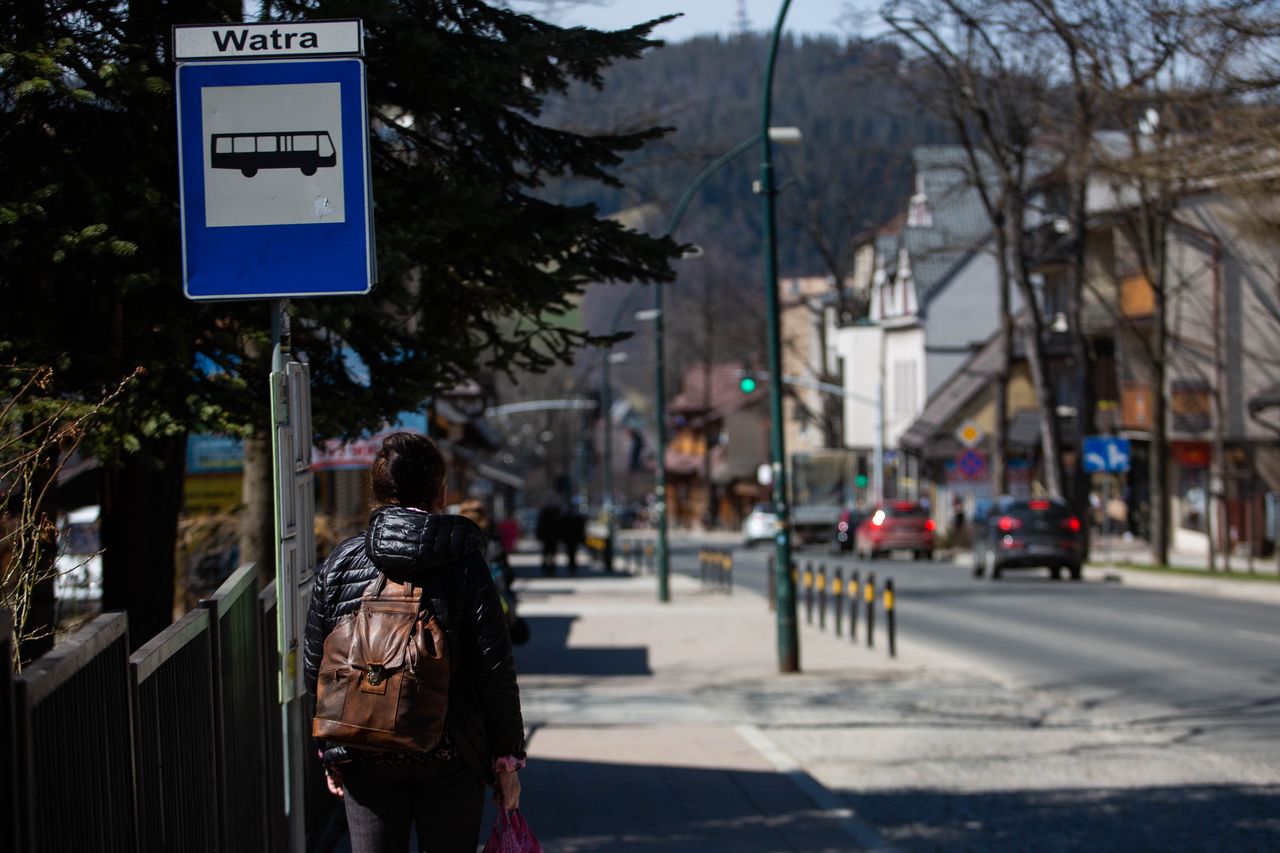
[[509, 1, 874, 42]]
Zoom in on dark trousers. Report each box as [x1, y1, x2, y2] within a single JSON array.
[[539, 539, 557, 575], [342, 756, 485, 853]]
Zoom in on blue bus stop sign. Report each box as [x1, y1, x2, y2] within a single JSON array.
[[175, 27, 373, 300]]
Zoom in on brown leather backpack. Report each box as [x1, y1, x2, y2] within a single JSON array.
[[312, 576, 454, 753]]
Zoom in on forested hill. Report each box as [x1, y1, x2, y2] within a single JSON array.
[[540, 32, 953, 282]]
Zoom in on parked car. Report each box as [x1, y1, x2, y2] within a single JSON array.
[[742, 503, 778, 547], [973, 497, 1084, 580], [855, 501, 935, 560], [832, 508, 868, 553]]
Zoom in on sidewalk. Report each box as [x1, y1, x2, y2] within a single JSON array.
[[1084, 534, 1280, 605], [504, 555, 892, 852]]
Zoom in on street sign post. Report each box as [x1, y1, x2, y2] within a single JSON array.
[[175, 21, 374, 300], [1083, 436, 1132, 473], [175, 22, 371, 851]]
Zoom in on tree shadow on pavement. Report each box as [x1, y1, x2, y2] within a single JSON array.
[[845, 784, 1280, 850], [514, 615, 651, 677], [482, 757, 857, 852]]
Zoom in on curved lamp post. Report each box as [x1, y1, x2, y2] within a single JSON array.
[[760, 0, 800, 673]]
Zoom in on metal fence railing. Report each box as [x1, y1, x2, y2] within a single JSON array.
[[201, 563, 268, 853], [1, 609, 16, 853], [259, 581, 289, 852], [13, 612, 136, 852], [130, 608, 218, 852]]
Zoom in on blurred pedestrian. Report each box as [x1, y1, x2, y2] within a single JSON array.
[[559, 506, 586, 574], [496, 515, 519, 554], [1106, 494, 1128, 536], [303, 433, 525, 852], [535, 502, 561, 577]]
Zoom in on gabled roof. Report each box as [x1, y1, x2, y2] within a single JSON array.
[[669, 363, 764, 420], [901, 146, 996, 306]]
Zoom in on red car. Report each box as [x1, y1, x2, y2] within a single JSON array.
[[855, 501, 935, 560]]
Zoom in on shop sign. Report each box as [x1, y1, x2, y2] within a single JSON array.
[[1172, 440, 1210, 468], [1172, 379, 1212, 433]]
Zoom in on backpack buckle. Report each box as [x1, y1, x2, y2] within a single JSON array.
[[366, 666, 384, 686]]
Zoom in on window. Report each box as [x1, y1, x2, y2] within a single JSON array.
[[293, 133, 318, 152], [214, 137, 232, 154], [256, 135, 278, 152], [233, 136, 255, 153]]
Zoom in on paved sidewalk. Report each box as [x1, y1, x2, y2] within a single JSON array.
[[503, 559, 891, 852]]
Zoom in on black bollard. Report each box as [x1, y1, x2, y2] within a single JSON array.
[[885, 578, 897, 658], [804, 561, 814, 624], [865, 572, 876, 649], [818, 563, 827, 631], [849, 570, 860, 643], [767, 554, 777, 612], [834, 568, 844, 637]]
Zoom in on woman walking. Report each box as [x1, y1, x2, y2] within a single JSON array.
[[304, 432, 525, 852]]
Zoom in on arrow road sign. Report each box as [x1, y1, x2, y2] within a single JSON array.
[[176, 55, 374, 299], [1083, 436, 1131, 473]]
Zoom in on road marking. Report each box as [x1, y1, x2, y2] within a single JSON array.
[[1233, 629, 1280, 645], [735, 723, 895, 852], [1134, 614, 1204, 632]]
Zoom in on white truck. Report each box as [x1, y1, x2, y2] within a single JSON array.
[[790, 450, 857, 545]]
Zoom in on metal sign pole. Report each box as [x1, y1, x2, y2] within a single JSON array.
[[176, 23, 367, 849]]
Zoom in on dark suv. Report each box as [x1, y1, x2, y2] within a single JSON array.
[[973, 497, 1084, 580]]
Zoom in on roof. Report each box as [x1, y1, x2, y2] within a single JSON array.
[[914, 147, 997, 304], [1249, 384, 1280, 416], [899, 323, 1002, 451], [899, 312, 1044, 456], [669, 363, 764, 418]]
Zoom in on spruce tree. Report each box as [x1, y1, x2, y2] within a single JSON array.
[[0, 0, 679, 646]]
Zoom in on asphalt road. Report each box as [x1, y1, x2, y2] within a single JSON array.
[[664, 538, 1280, 767]]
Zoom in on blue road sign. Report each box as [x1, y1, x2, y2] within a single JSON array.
[[176, 57, 374, 300], [957, 449, 987, 479], [1083, 435, 1131, 473]]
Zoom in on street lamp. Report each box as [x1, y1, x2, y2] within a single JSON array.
[[760, 0, 799, 673], [599, 124, 802, 602], [600, 350, 628, 572]]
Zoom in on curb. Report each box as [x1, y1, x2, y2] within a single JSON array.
[[735, 724, 896, 852]]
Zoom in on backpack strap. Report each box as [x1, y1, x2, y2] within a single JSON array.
[[365, 574, 439, 619]]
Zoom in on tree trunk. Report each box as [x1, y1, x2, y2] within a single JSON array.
[[1150, 228, 1171, 565], [1022, 321, 1065, 498], [100, 432, 187, 650], [1006, 202, 1064, 498], [239, 435, 275, 576], [992, 222, 1010, 497]]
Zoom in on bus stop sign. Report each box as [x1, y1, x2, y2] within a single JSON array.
[[175, 21, 374, 300]]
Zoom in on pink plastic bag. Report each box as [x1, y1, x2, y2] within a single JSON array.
[[482, 809, 542, 853]]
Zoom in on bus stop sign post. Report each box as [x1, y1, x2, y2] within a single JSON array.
[[175, 20, 372, 853]]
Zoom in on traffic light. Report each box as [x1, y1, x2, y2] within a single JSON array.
[[738, 363, 757, 394], [856, 456, 869, 489]]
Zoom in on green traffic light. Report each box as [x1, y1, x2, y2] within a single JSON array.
[[856, 474, 869, 488], [739, 376, 757, 393]]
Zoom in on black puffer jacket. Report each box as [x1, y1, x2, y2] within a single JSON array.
[[303, 507, 525, 782]]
